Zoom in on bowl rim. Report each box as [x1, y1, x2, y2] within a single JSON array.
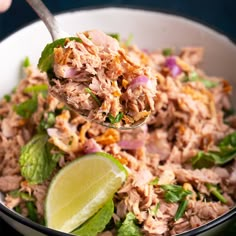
[[0, 5, 236, 236]]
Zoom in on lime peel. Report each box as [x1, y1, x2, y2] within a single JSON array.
[[45, 152, 127, 233]]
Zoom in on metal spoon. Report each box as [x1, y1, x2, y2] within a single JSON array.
[[25, 0, 148, 129]]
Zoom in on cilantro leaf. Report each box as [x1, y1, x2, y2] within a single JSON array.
[[182, 72, 218, 88], [72, 199, 114, 236], [14, 95, 38, 119], [108, 33, 120, 41], [117, 212, 142, 236], [26, 201, 38, 222], [192, 132, 236, 169], [108, 112, 124, 124], [38, 37, 82, 76], [160, 184, 192, 203], [19, 134, 61, 184]]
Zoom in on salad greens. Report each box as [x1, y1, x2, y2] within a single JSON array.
[[107, 112, 124, 124], [117, 212, 142, 236], [182, 71, 218, 88], [38, 37, 82, 77], [72, 200, 114, 236], [160, 184, 192, 203], [14, 94, 38, 119], [19, 134, 61, 184], [192, 131, 236, 169]]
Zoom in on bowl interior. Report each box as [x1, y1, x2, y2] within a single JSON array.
[[0, 7, 236, 236]]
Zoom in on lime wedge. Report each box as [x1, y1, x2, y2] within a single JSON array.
[[45, 152, 127, 233]]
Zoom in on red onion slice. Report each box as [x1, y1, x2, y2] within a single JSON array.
[[128, 75, 151, 90], [165, 57, 182, 77], [84, 138, 102, 154], [118, 139, 144, 150]]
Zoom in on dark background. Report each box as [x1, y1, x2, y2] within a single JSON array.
[[0, 0, 236, 235]]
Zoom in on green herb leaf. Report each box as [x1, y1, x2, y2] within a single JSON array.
[[23, 56, 31, 68], [14, 94, 38, 119], [160, 184, 192, 203], [206, 183, 227, 203], [162, 48, 172, 56], [108, 33, 120, 41], [149, 177, 159, 186], [117, 212, 142, 236], [182, 72, 218, 88], [19, 134, 60, 184], [125, 34, 134, 47], [3, 94, 11, 102], [174, 199, 188, 221], [192, 132, 236, 169], [149, 202, 160, 216], [24, 84, 48, 94], [9, 190, 35, 201], [72, 199, 114, 236], [26, 201, 38, 222], [38, 37, 82, 76], [85, 88, 102, 106], [108, 112, 124, 124], [37, 112, 56, 133]]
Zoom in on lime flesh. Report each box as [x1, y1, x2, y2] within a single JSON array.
[[45, 152, 126, 233]]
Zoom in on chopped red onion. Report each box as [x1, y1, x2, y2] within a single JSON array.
[[118, 139, 144, 150], [128, 75, 151, 90], [165, 57, 182, 77], [84, 138, 101, 154]]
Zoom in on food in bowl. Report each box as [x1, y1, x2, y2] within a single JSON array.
[[40, 30, 156, 128], [0, 34, 236, 235]]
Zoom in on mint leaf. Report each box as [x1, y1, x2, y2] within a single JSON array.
[[38, 37, 82, 76], [160, 184, 192, 203], [3, 94, 11, 102], [14, 95, 38, 119], [192, 132, 236, 169], [72, 199, 114, 236], [117, 212, 142, 236], [19, 134, 60, 184], [162, 48, 172, 56]]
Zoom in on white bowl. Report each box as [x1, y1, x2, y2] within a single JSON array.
[[0, 7, 236, 236]]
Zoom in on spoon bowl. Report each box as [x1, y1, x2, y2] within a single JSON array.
[[25, 0, 149, 129]]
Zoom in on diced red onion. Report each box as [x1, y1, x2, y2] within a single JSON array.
[[63, 66, 78, 78], [128, 75, 151, 90], [165, 57, 182, 77], [84, 138, 101, 154], [118, 139, 144, 150]]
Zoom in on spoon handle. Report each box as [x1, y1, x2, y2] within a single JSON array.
[[25, 0, 69, 40]]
